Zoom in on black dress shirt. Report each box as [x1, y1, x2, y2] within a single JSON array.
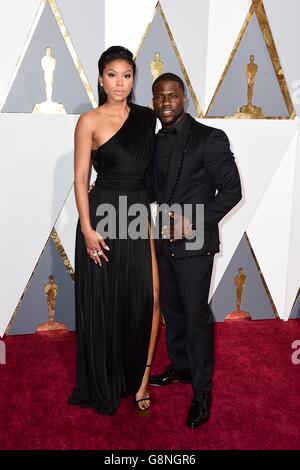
[[156, 114, 188, 199]]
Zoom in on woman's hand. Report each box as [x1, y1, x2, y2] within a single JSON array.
[[83, 227, 109, 266]]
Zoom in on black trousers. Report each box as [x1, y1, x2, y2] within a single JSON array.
[[157, 242, 214, 397]]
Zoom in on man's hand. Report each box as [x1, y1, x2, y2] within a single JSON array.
[[161, 212, 194, 242]]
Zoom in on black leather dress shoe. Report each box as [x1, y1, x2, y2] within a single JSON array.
[[149, 366, 192, 386], [186, 393, 211, 429]]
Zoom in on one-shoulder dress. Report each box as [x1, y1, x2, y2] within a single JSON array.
[[68, 104, 157, 414]]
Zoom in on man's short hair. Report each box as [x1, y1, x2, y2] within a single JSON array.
[[152, 73, 185, 94]]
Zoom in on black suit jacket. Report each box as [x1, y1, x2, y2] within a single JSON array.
[[149, 114, 242, 259]]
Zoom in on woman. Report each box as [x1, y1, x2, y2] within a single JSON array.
[[68, 46, 160, 414]]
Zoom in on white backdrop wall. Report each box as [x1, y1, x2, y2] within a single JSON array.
[[0, 0, 300, 336]]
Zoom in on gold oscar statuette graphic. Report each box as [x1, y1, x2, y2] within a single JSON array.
[[225, 267, 252, 321], [150, 52, 165, 82], [234, 55, 264, 119], [36, 275, 68, 332], [33, 47, 66, 114], [148, 52, 165, 109]]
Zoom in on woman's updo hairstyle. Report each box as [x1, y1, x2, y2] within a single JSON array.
[[97, 46, 136, 105]]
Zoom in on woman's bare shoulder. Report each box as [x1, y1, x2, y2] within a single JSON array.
[[77, 108, 103, 129]]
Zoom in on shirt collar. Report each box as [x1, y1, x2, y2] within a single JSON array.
[[157, 113, 187, 136]]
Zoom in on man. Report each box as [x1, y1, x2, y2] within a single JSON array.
[[149, 73, 242, 428]]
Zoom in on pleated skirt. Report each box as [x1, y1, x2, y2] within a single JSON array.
[[68, 185, 153, 414]]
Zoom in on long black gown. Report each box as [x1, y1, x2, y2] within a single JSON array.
[[68, 103, 157, 414]]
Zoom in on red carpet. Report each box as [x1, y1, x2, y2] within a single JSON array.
[[1, 320, 300, 450]]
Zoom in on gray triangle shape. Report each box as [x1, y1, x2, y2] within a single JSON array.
[[290, 291, 300, 319], [134, 7, 198, 116], [7, 236, 75, 335], [56, 0, 104, 101], [207, 13, 289, 117], [210, 234, 276, 321], [2, 2, 92, 114]]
